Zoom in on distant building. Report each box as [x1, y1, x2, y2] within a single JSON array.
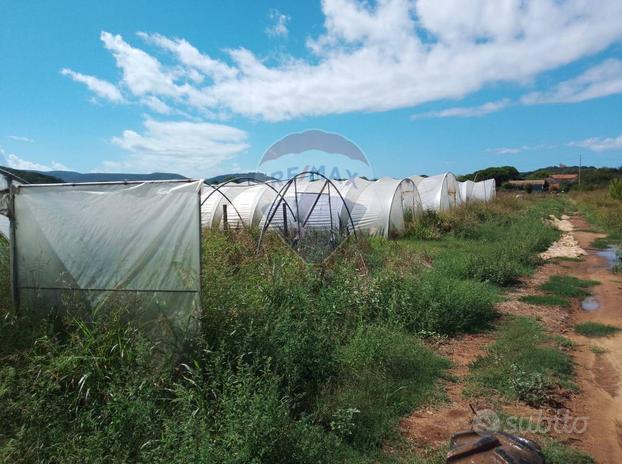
[[506, 179, 548, 191], [547, 174, 578, 191], [549, 174, 578, 182]]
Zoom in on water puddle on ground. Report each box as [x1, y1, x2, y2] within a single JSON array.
[[582, 296, 601, 312], [596, 245, 620, 270]]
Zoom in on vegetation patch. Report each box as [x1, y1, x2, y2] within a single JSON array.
[[590, 236, 611, 249], [317, 325, 450, 451], [520, 294, 570, 307], [590, 346, 607, 354], [541, 440, 595, 464], [552, 335, 575, 349], [573, 190, 622, 241], [469, 317, 574, 406], [0, 195, 572, 463], [538, 275, 599, 298], [407, 196, 562, 287], [574, 322, 621, 338]]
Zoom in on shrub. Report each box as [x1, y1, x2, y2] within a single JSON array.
[[406, 210, 451, 240], [609, 178, 622, 200], [372, 270, 498, 336], [436, 246, 526, 286], [0, 313, 166, 463], [317, 325, 449, 451]]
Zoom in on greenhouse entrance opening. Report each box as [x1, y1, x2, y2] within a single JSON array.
[[258, 172, 357, 263]]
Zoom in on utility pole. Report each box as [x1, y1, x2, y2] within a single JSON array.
[[578, 154, 582, 189]]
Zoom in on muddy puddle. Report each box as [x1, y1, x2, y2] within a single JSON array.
[[596, 245, 620, 270], [582, 296, 601, 312]]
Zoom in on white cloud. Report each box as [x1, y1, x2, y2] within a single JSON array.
[[266, 9, 290, 38], [141, 96, 173, 114], [569, 134, 622, 152], [61, 68, 124, 102], [1, 146, 67, 171], [489, 147, 521, 155], [522, 59, 622, 104], [7, 135, 34, 143], [412, 99, 510, 119], [107, 119, 249, 175], [486, 143, 556, 155], [63, 1, 622, 122], [137, 32, 238, 82]]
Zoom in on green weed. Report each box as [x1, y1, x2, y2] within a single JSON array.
[[317, 325, 449, 451], [541, 440, 594, 464], [520, 294, 570, 307], [553, 335, 575, 348], [539, 275, 599, 298], [575, 322, 621, 338], [0, 194, 574, 463], [469, 317, 573, 406]]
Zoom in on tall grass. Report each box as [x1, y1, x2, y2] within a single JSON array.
[[573, 190, 622, 242], [0, 194, 565, 462], [406, 196, 562, 286]]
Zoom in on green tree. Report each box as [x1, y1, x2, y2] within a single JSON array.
[[460, 166, 520, 187]]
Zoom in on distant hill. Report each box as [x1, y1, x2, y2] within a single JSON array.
[[521, 165, 622, 188], [42, 170, 187, 183], [1, 167, 278, 186], [0, 166, 64, 184], [460, 165, 622, 190], [205, 172, 276, 184]]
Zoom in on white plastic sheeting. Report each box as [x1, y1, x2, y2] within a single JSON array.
[[459, 180, 475, 203], [343, 177, 420, 238], [200, 183, 247, 228], [14, 180, 202, 333], [472, 179, 496, 202], [199, 173, 494, 236], [413, 173, 465, 211]]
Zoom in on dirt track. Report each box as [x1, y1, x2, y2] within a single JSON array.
[[401, 214, 622, 463], [566, 216, 622, 463]]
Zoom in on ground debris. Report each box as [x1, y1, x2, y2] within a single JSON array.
[[540, 233, 587, 260], [541, 215, 586, 260], [547, 214, 574, 233]]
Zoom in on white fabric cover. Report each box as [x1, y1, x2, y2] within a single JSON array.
[[347, 177, 418, 238], [472, 179, 496, 202], [412, 174, 450, 211], [14, 181, 202, 333], [201, 184, 256, 229], [199, 174, 494, 236], [459, 180, 475, 203], [413, 173, 463, 211]]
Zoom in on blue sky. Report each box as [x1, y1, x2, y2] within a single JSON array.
[[1, 0, 622, 178]]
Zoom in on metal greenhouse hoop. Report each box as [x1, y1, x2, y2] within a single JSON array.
[[256, 171, 358, 255]]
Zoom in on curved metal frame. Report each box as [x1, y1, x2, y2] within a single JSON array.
[[201, 176, 299, 230], [200, 182, 248, 229], [256, 171, 358, 253]]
